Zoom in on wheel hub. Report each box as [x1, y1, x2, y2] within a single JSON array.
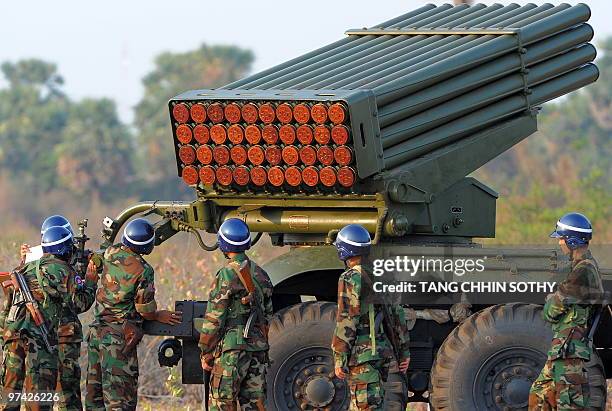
[[304, 376, 335, 407], [474, 348, 546, 410], [503, 377, 532, 405], [274, 346, 349, 410]]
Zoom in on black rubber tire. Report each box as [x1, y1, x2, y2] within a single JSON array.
[[267, 301, 407, 410], [429, 303, 607, 411]]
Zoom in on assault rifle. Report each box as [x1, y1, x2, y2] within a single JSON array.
[[72, 219, 90, 276], [2, 269, 55, 352], [72, 219, 103, 279]]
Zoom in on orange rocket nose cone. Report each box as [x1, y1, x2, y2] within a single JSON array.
[[302, 166, 319, 187], [233, 166, 250, 186], [242, 103, 259, 124], [199, 166, 216, 185], [224, 103, 242, 124], [176, 124, 193, 144], [172, 103, 190, 123], [247, 146, 265, 166], [179, 145, 196, 165], [182, 165, 199, 185], [285, 166, 302, 187], [258, 103, 276, 124], [276, 103, 293, 124], [250, 166, 267, 186], [190, 103, 207, 123], [196, 145, 213, 165], [279, 125, 296, 145], [262, 125, 279, 145], [311, 103, 328, 124], [207, 103, 225, 123], [193, 125, 210, 144], [293, 104, 310, 124], [245, 125, 262, 145]]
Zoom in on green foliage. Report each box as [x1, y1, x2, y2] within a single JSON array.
[[0, 59, 131, 200], [0, 59, 69, 192], [1, 59, 64, 95], [54, 98, 133, 200], [133, 44, 254, 198]]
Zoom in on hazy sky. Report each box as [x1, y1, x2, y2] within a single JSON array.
[[1, 1, 610, 122]]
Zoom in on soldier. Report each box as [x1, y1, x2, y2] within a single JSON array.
[[529, 212, 604, 410], [18, 214, 98, 411], [85, 218, 182, 411], [331, 224, 410, 411], [1, 226, 98, 411], [198, 218, 273, 411]]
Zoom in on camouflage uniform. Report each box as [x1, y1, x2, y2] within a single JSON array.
[[0, 287, 12, 348], [529, 250, 604, 410], [1, 255, 96, 411], [197, 253, 273, 411], [85, 244, 158, 411], [56, 275, 97, 411], [332, 264, 410, 411], [0, 285, 13, 388]]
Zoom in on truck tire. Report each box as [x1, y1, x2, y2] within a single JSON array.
[[429, 303, 607, 411], [267, 301, 407, 410]]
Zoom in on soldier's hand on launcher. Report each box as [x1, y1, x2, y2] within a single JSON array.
[[335, 366, 347, 380], [156, 310, 183, 325], [201, 354, 214, 372], [399, 358, 410, 373]]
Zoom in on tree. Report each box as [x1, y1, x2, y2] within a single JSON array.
[[0, 59, 134, 201], [133, 44, 254, 198], [54, 98, 133, 200], [0, 59, 69, 192], [1, 59, 64, 98]]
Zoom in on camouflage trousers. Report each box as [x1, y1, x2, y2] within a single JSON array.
[[85, 326, 139, 411], [56, 341, 82, 411], [528, 358, 589, 410], [0, 337, 58, 411], [209, 349, 267, 411], [347, 360, 388, 411]]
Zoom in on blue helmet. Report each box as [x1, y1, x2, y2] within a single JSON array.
[[41, 226, 74, 260], [218, 218, 251, 253], [550, 212, 592, 249], [122, 218, 155, 255], [41, 215, 73, 236], [335, 224, 371, 261]]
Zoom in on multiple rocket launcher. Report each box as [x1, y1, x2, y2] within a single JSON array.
[[169, 4, 599, 216]]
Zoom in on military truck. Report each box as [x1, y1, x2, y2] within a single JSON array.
[[100, 3, 611, 410]]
